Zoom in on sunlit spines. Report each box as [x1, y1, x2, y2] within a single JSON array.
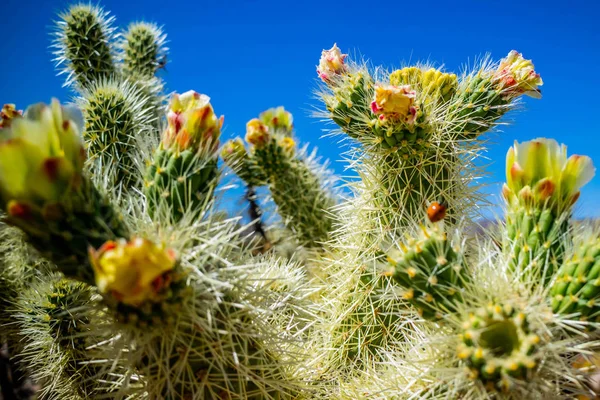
[[119, 22, 168, 79], [78, 77, 156, 188], [52, 4, 117, 88], [12, 275, 124, 399]]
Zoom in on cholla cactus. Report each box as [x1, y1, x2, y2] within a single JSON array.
[[144, 90, 222, 222], [5, 4, 600, 400], [119, 22, 167, 79], [223, 107, 338, 248]]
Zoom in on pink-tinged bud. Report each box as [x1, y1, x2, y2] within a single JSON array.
[[371, 84, 417, 124], [163, 91, 223, 152], [495, 50, 543, 99], [245, 118, 270, 148], [502, 183, 513, 201], [317, 43, 348, 82], [534, 178, 556, 201], [0, 104, 22, 128]]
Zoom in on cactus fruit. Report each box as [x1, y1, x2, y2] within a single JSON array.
[[144, 91, 222, 222], [503, 138, 595, 284], [0, 100, 129, 283], [457, 303, 540, 392], [551, 236, 600, 320], [79, 78, 156, 187], [52, 4, 116, 88], [389, 225, 468, 319]]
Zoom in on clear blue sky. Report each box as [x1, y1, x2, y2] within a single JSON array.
[[2, 0, 599, 218]]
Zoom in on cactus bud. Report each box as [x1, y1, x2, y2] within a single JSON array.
[[0, 104, 22, 128], [221, 138, 248, 164], [245, 118, 270, 148], [90, 237, 177, 306], [317, 43, 348, 82], [495, 50, 543, 98], [370, 84, 418, 124], [259, 106, 294, 135], [163, 90, 223, 152], [0, 100, 85, 208]]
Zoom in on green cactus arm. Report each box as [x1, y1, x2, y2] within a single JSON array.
[[388, 224, 469, 320], [143, 91, 222, 223], [52, 4, 117, 88], [119, 22, 168, 79], [229, 109, 338, 249], [78, 78, 157, 188]]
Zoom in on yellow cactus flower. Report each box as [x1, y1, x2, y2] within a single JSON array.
[[504, 138, 595, 209], [317, 43, 348, 82], [90, 237, 177, 306], [245, 118, 270, 148], [0, 104, 22, 128], [495, 50, 543, 98], [163, 90, 224, 152], [259, 106, 294, 134], [0, 100, 85, 210], [371, 84, 417, 124]]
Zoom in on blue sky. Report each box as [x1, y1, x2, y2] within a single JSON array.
[[2, 0, 599, 218]]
